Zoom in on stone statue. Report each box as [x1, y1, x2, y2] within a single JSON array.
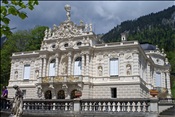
[[65, 4, 71, 21], [15, 71, 18, 79], [10, 85, 23, 117], [62, 62, 67, 74], [98, 66, 103, 76], [126, 64, 131, 75], [35, 70, 39, 78], [48, 28, 51, 37], [89, 23, 92, 32], [44, 29, 48, 38], [84, 24, 88, 32]]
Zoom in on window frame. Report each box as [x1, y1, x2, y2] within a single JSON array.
[[111, 88, 117, 98], [23, 64, 31, 80], [109, 58, 119, 77]]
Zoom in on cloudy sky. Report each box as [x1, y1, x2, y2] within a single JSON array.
[[9, 1, 174, 34]]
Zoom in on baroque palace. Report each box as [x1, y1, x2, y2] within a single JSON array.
[[8, 5, 171, 99]]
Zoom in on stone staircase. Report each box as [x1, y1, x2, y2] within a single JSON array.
[[159, 106, 175, 117]]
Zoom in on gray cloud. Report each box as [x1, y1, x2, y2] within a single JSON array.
[[8, 1, 174, 34]]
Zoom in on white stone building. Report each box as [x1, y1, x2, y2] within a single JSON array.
[[8, 5, 171, 99]]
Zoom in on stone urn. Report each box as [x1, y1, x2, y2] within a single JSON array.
[[149, 89, 158, 97]]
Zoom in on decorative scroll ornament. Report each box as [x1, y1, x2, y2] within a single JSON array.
[[42, 77, 49, 83], [54, 77, 64, 82]]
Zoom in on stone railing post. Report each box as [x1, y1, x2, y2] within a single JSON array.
[[73, 98, 81, 112], [149, 98, 159, 117]]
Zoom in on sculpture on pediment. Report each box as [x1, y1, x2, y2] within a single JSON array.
[[84, 24, 88, 32], [44, 29, 48, 38], [48, 28, 51, 37], [126, 64, 132, 75], [65, 4, 71, 21], [89, 23, 92, 32]]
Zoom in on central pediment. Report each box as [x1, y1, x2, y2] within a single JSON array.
[[43, 4, 93, 40]]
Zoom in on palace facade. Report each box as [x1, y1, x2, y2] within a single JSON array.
[[8, 5, 171, 99]]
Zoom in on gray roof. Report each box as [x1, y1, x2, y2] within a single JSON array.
[[141, 43, 156, 50]]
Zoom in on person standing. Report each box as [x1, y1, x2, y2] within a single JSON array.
[[1, 86, 8, 98]]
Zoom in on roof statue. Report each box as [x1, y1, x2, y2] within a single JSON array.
[[65, 4, 71, 21]]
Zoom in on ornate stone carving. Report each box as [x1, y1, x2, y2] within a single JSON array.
[[54, 77, 64, 82], [125, 54, 132, 60], [42, 77, 50, 83]]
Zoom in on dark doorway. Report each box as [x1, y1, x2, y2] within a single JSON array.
[[70, 89, 77, 99], [45, 90, 52, 99], [57, 90, 65, 99]]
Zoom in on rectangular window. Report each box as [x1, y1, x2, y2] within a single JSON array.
[[49, 63, 55, 76], [155, 72, 161, 87], [24, 65, 30, 79], [110, 58, 119, 76], [74, 61, 82, 75], [111, 88, 117, 98]]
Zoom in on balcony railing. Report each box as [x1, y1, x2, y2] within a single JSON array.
[[37, 75, 83, 84]]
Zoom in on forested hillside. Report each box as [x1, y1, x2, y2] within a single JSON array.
[[0, 26, 48, 90], [101, 5, 175, 97]]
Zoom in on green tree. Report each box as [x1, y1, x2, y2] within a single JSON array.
[[1, 0, 38, 37], [0, 26, 48, 89]]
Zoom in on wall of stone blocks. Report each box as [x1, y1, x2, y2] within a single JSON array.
[[91, 84, 149, 99], [7, 86, 37, 99]]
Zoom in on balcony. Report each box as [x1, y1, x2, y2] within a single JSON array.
[[37, 75, 83, 84]]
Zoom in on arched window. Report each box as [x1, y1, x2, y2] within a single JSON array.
[[45, 90, 52, 99], [57, 90, 65, 99], [74, 57, 82, 75], [49, 59, 56, 76]]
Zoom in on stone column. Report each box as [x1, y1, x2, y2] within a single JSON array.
[[39, 58, 43, 77], [81, 53, 85, 75], [68, 52, 72, 75], [166, 72, 171, 95], [119, 52, 124, 76], [55, 55, 59, 76], [86, 53, 89, 76], [43, 58, 47, 77], [146, 64, 151, 89], [133, 52, 139, 75]]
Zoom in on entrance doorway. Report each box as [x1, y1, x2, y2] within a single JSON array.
[[57, 90, 65, 99], [45, 90, 52, 99]]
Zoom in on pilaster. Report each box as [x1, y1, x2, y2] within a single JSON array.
[[55, 55, 59, 76], [43, 57, 47, 77], [86, 53, 89, 76], [68, 52, 72, 75], [81, 53, 85, 75]]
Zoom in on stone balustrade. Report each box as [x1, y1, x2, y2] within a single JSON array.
[[0, 98, 174, 115], [80, 98, 150, 112]]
